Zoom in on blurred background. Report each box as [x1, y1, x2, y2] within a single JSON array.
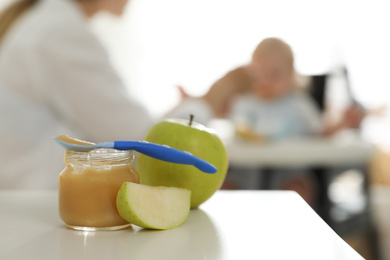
[[85, 0, 390, 144], [2, 0, 390, 259], [87, 0, 390, 121], [87, 1, 390, 259]]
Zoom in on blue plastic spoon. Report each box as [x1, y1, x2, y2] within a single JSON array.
[[54, 137, 217, 174]]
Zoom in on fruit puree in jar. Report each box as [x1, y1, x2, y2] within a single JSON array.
[[58, 141, 139, 230]]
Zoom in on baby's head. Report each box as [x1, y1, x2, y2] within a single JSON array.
[[247, 37, 295, 100]]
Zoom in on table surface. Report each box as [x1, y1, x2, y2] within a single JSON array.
[[0, 190, 363, 260], [227, 136, 374, 168]]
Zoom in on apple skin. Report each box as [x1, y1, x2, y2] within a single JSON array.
[[137, 118, 228, 208]]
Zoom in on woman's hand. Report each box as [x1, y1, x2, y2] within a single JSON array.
[[175, 67, 250, 118], [202, 67, 251, 117]]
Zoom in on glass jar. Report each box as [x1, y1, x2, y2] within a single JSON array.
[[58, 148, 139, 231]]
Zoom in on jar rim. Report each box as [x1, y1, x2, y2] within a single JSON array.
[[64, 149, 134, 166]]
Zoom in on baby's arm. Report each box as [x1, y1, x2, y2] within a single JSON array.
[[322, 105, 364, 136]]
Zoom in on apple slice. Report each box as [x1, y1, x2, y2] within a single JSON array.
[[116, 182, 191, 230]]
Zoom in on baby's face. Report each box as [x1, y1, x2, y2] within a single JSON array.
[[248, 54, 293, 100]]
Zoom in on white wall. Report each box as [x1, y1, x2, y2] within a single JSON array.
[[1, 0, 389, 119], [90, 0, 390, 118]]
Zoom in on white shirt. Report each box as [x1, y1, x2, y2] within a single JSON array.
[[0, 0, 212, 189], [230, 92, 322, 139]]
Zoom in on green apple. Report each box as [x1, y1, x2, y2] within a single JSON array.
[[137, 117, 228, 208], [116, 182, 191, 230]]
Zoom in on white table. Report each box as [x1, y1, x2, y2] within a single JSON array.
[[227, 136, 374, 168], [0, 190, 363, 260]]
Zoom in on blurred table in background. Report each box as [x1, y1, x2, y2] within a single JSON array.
[[227, 135, 374, 168], [225, 135, 374, 222]]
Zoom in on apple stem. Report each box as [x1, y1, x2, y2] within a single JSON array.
[[189, 114, 194, 126]]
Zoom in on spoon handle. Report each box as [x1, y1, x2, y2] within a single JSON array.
[[113, 141, 217, 174]]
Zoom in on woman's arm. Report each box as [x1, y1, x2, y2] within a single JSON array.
[[38, 22, 153, 142]]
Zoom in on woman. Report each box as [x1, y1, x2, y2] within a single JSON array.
[[0, 0, 241, 189]]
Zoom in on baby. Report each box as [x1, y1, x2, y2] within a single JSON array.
[[224, 38, 324, 204], [231, 37, 322, 141], [222, 38, 364, 206]]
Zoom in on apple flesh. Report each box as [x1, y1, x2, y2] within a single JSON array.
[[116, 182, 191, 230], [137, 118, 228, 208]]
